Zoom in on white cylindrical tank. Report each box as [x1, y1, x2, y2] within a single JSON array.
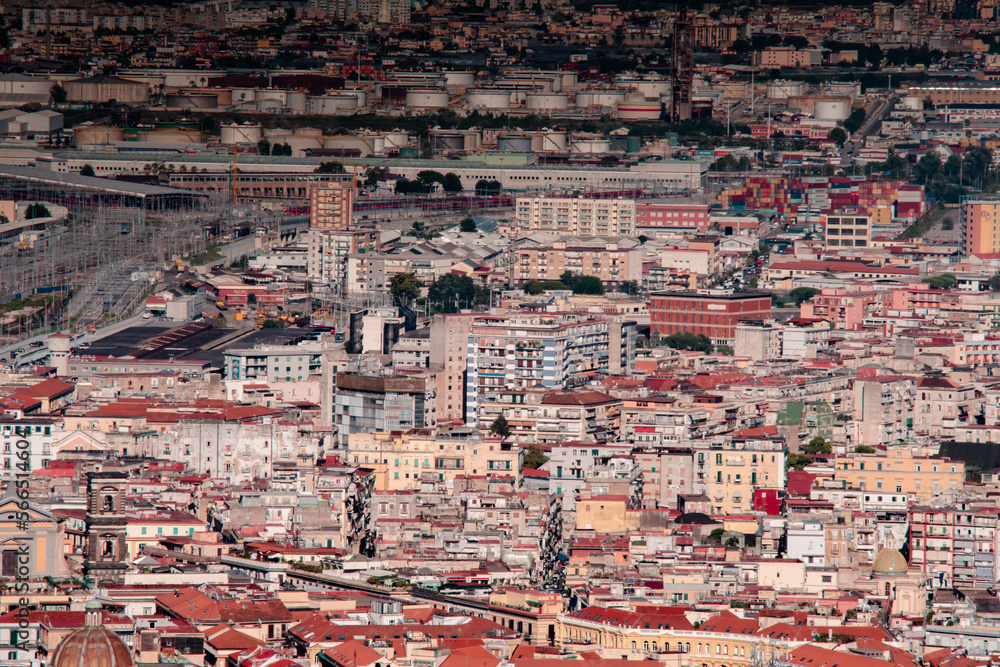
[[767, 80, 805, 99], [619, 78, 670, 99], [294, 127, 323, 138], [615, 100, 663, 120], [256, 98, 283, 113], [498, 132, 533, 152], [405, 89, 450, 109], [383, 131, 410, 149], [286, 91, 307, 112], [575, 90, 626, 108], [570, 137, 611, 153], [531, 130, 568, 152], [467, 89, 512, 110], [559, 71, 579, 90], [221, 123, 262, 145], [308, 92, 367, 114], [526, 93, 569, 111], [443, 71, 476, 88], [814, 100, 850, 121]]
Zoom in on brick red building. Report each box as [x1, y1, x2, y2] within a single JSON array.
[[635, 202, 711, 233], [649, 291, 771, 346]]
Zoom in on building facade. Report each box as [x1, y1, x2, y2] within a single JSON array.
[[514, 197, 637, 235], [649, 291, 772, 346]]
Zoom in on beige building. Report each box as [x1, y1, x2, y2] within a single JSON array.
[[514, 197, 637, 235], [824, 207, 873, 249], [852, 376, 914, 447], [706, 442, 786, 514], [344, 429, 522, 491], [833, 446, 964, 500], [307, 228, 380, 290], [429, 312, 479, 421], [309, 181, 354, 230], [510, 237, 643, 288]]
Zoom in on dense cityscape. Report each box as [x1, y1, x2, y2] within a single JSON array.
[[2, 0, 1000, 666]]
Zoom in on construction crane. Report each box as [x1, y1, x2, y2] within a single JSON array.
[[670, 3, 694, 123]]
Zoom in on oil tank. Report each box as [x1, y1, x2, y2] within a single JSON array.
[[286, 91, 307, 112], [532, 130, 568, 152], [814, 100, 850, 121], [405, 89, 450, 109], [443, 71, 476, 88], [615, 100, 663, 120], [619, 77, 670, 98], [165, 93, 218, 109], [221, 123, 262, 145], [899, 96, 921, 111], [73, 125, 123, 147], [569, 137, 611, 154], [575, 90, 626, 108], [558, 71, 579, 90], [526, 93, 569, 111], [308, 92, 366, 114], [256, 98, 283, 113], [767, 80, 805, 99], [382, 86, 408, 106], [466, 89, 512, 110], [497, 132, 533, 152]]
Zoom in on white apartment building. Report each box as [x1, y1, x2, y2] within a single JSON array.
[[514, 197, 637, 235]]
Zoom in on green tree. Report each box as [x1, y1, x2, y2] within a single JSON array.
[[828, 127, 847, 146], [923, 273, 957, 289], [990, 272, 1000, 292], [572, 275, 605, 295], [843, 108, 866, 135], [315, 161, 345, 173], [855, 445, 876, 453], [428, 274, 487, 313], [389, 272, 420, 305], [619, 280, 640, 296], [662, 332, 713, 353], [803, 436, 832, 455], [416, 170, 446, 187], [257, 138, 270, 156], [362, 166, 388, 192], [717, 345, 734, 355], [523, 444, 549, 469], [475, 179, 502, 195], [442, 172, 463, 192], [262, 319, 284, 328], [247, 293, 257, 305], [50, 84, 67, 104], [24, 203, 50, 219], [80, 164, 95, 177], [707, 528, 725, 544], [459, 217, 477, 233], [489, 414, 511, 438], [786, 453, 814, 471], [789, 287, 820, 305]]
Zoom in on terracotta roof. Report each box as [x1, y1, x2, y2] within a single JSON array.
[[157, 587, 292, 623], [540, 390, 619, 406]]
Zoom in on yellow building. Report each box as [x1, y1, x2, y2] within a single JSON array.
[[0, 496, 65, 579], [574, 495, 637, 533], [125, 510, 205, 559], [833, 446, 964, 499], [345, 430, 522, 492], [706, 445, 785, 515]]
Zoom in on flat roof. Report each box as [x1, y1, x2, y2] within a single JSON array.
[[0, 164, 206, 198]]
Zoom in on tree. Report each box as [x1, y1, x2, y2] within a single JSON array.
[[523, 444, 549, 469], [489, 414, 511, 438], [257, 138, 270, 156], [475, 179, 502, 195], [619, 280, 640, 296], [262, 319, 284, 328], [416, 170, 445, 187], [717, 345, 735, 355], [828, 127, 847, 146], [843, 108, 866, 135], [662, 332, 714, 353], [362, 166, 388, 192], [786, 453, 814, 471], [803, 436, 832, 455], [459, 217, 477, 233], [572, 275, 605, 295], [395, 178, 429, 194], [990, 272, 1000, 292], [24, 203, 50, 219], [315, 161, 345, 173], [389, 272, 419, 305], [247, 293, 258, 305], [50, 84, 67, 104], [80, 164, 95, 177], [427, 274, 488, 313], [923, 273, 957, 290], [442, 172, 463, 192], [707, 528, 725, 544], [855, 445, 876, 453], [789, 287, 820, 305]]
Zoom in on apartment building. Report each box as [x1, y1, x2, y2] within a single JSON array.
[[961, 198, 1000, 257], [309, 181, 354, 230], [705, 440, 786, 515], [824, 207, 873, 249], [464, 313, 633, 424], [477, 388, 622, 444], [633, 446, 695, 508], [912, 376, 980, 438], [224, 342, 323, 383], [634, 201, 711, 233], [834, 447, 964, 501], [509, 237, 643, 288], [851, 376, 915, 447], [333, 372, 437, 445], [514, 197, 637, 235], [429, 313, 478, 422], [649, 290, 772, 346], [307, 229, 380, 290], [344, 429, 521, 491]]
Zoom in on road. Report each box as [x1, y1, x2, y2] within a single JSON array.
[[840, 93, 898, 167]]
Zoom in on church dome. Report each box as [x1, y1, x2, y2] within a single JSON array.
[[871, 549, 908, 575], [50, 600, 135, 667]]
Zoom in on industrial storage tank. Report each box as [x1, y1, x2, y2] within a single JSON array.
[[497, 132, 533, 152], [72, 125, 123, 147], [767, 80, 805, 99], [526, 93, 569, 111], [569, 137, 611, 153], [466, 89, 512, 110], [308, 92, 367, 114], [575, 90, 626, 108], [615, 100, 663, 120], [618, 77, 670, 99], [165, 93, 218, 109], [443, 71, 476, 88], [256, 98, 283, 113], [532, 130, 568, 152], [221, 123, 262, 145], [814, 100, 850, 121], [286, 91, 308, 112], [405, 89, 450, 109]]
